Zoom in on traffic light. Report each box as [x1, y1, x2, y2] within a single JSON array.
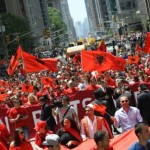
[[5, 35, 10, 44]]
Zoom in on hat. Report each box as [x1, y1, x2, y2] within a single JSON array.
[[34, 121, 47, 131], [42, 134, 60, 146], [139, 83, 148, 90], [85, 103, 94, 109]]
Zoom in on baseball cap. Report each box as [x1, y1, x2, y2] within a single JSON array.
[[42, 134, 60, 146], [34, 121, 47, 131]]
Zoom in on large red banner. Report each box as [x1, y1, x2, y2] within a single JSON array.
[[0, 90, 95, 138], [0, 85, 149, 149]]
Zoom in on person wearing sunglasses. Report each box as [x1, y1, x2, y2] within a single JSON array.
[[110, 96, 142, 133], [9, 128, 33, 150]]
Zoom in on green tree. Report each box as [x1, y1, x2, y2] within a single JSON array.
[[48, 8, 68, 46], [0, 13, 32, 55]]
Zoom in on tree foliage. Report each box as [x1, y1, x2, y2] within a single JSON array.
[[0, 13, 32, 55], [48, 8, 67, 33]]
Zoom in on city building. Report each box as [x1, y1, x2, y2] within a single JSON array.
[[60, 0, 76, 42], [0, 0, 49, 39], [75, 21, 84, 39], [47, 0, 61, 9]]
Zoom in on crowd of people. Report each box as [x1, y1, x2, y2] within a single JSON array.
[[0, 32, 150, 150]]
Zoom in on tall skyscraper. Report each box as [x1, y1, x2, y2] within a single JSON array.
[[60, 0, 76, 42]]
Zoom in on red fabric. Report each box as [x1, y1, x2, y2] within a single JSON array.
[[90, 146, 114, 150], [0, 141, 7, 150], [93, 104, 106, 115], [0, 124, 10, 148], [136, 43, 142, 52], [65, 87, 79, 94], [9, 139, 33, 150], [143, 32, 150, 53], [0, 94, 9, 101], [85, 85, 100, 90], [34, 130, 53, 147], [41, 77, 53, 87], [110, 128, 136, 150], [63, 128, 82, 142], [97, 40, 107, 52], [0, 80, 8, 87], [115, 57, 126, 71], [105, 78, 116, 88], [128, 55, 139, 64], [7, 46, 22, 76], [22, 52, 48, 72], [7, 55, 19, 76], [41, 58, 58, 72], [81, 51, 117, 72], [22, 84, 33, 93], [8, 106, 28, 128]]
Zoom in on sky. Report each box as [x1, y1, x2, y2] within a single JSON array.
[[68, 0, 87, 23]]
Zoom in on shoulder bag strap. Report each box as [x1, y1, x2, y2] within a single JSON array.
[[62, 105, 73, 119]]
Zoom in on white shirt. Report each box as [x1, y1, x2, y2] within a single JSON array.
[[80, 116, 108, 139]]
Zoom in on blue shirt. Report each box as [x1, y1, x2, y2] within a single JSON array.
[[114, 106, 142, 132], [128, 140, 150, 150]]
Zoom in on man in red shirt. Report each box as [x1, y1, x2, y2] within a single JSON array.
[[90, 130, 114, 150], [8, 99, 29, 138]]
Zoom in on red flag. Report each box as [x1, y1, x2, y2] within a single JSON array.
[[7, 55, 19, 76], [115, 57, 126, 71], [143, 32, 150, 53], [41, 77, 53, 87], [22, 51, 57, 72], [41, 58, 58, 72], [128, 55, 139, 64], [0, 80, 8, 87], [93, 103, 106, 115], [7, 45, 22, 76], [97, 40, 107, 52], [136, 43, 142, 52], [81, 51, 117, 72], [22, 84, 33, 93], [22, 52, 48, 72], [0, 94, 9, 101]]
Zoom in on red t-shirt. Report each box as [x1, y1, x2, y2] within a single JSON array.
[[35, 130, 54, 147], [90, 146, 114, 150], [0, 124, 10, 147], [65, 87, 79, 94], [85, 84, 100, 90], [8, 106, 28, 128], [9, 139, 33, 150], [0, 141, 7, 150]]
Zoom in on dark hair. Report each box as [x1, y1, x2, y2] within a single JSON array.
[[94, 131, 107, 144], [94, 90, 105, 99], [14, 128, 25, 147], [61, 116, 79, 133], [119, 95, 128, 102], [62, 95, 70, 103], [39, 96, 46, 103], [134, 122, 148, 137], [124, 85, 130, 91]]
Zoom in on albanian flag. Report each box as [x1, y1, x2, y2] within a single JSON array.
[[22, 84, 33, 93], [41, 77, 53, 87], [7, 45, 22, 76], [128, 55, 139, 64], [81, 51, 117, 72]]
